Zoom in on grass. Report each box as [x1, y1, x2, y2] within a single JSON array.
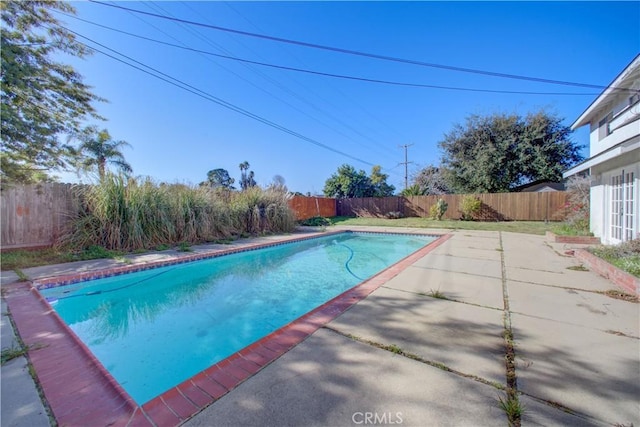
[[327, 216, 555, 235], [1, 248, 74, 271], [551, 223, 594, 236], [63, 175, 297, 252], [1, 245, 123, 271], [589, 239, 640, 278], [498, 394, 525, 426]]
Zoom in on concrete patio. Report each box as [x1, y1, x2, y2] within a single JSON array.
[[2, 227, 638, 426]]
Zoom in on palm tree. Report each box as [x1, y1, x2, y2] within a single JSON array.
[[239, 161, 251, 190], [77, 127, 132, 179]]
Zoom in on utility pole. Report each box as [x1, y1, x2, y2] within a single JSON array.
[[398, 144, 414, 190]]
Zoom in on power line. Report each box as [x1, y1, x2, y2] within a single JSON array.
[[167, 1, 397, 158], [59, 9, 400, 160], [219, 1, 410, 144], [59, 26, 379, 169], [88, 0, 638, 93], [56, 11, 599, 98]]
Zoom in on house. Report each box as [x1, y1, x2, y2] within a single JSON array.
[[514, 180, 566, 193], [563, 55, 640, 244]]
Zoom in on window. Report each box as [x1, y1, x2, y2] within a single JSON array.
[[611, 174, 622, 241], [598, 113, 612, 141], [611, 171, 637, 243], [624, 172, 635, 241]]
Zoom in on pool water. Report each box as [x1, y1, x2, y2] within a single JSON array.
[[40, 232, 436, 404]]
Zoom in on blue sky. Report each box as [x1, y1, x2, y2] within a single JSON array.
[[54, 1, 639, 194]]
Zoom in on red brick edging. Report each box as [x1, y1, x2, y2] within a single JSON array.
[[5, 231, 452, 426], [573, 249, 639, 295], [545, 231, 601, 245]]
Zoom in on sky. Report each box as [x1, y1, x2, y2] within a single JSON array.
[[53, 1, 640, 194]]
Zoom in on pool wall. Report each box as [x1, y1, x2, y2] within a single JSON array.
[[4, 230, 452, 426]]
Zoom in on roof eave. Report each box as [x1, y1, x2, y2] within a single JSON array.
[[570, 54, 640, 131]]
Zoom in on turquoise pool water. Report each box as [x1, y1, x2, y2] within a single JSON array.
[[40, 232, 436, 404]]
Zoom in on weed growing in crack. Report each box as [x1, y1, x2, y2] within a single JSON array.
[[387, 344, 403, 354], [498, 393, 525, 425], [428, 288, 447, 299], [1, 346, 29, 365]]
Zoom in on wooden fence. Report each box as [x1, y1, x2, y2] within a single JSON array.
[[1, 183, 80, 250], [288, 196, 336, 221], [0, 184, 567, 250], [338, 192, 567, 221]]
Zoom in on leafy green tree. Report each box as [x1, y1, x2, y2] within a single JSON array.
[[1, 0, 104, 183], [412, 165, 451, 195], [239, 161, 256, 190], [203, 168, 235, 189], [369, 165, 395, 197], [439, 111, 582, 193], [74, 126, 132, 179], [323, 164, 374, 198]]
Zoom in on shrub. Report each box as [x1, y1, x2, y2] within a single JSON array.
[[563, 175, 590, 233], [429, 198, 448, 220], [385, 211, 404, 219], [300, 216, 331, 226], [460, 195, 481, 221], [62, 174, 296, 252]]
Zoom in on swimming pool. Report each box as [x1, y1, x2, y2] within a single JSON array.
[[40, 231, 436, 404]]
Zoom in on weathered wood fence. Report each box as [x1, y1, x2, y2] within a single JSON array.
[[0, 184, 566, 250], [338, 192, 567, 221], [1, 183, 81, 250], [288, 196, 336, 221]]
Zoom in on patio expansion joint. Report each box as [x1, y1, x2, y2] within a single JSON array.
[[498, 231, 522, 426], [507, 277, 637, 298], [321, 325, 506, 392], [408, 264, 502, 281], [380, 284, 503, 311], [518, 390, 613, 426], [508, 310, 640, 340]]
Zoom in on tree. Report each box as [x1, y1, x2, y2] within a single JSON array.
[[268, 174, 287, 192], [412, 165, 451, 195], [239, 161, 256, 190], [369, 165, 395, 197], [203, 168, 235, 189], [1, 1, 104, 183], [439, 111, 582, 193], [323, 164, 374, 198], [74, 126, 132, 179]]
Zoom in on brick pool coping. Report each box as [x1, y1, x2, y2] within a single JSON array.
[[4, 231, 452, 426]]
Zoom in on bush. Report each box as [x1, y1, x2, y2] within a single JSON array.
[[385, 211, 404, 219], [460, 195, 481, 221], [62, 174, 296, 251], [563, 175, 590, 233], [429, 198, 448, 220], [299, 216, 331, 226]]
